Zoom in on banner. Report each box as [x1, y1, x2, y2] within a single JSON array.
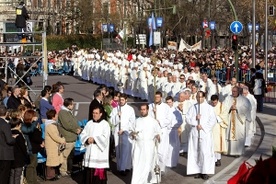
[[148, 13, 156, 46], [178, 38, 202, 51], [191, 40, 202, 50], [167, 41, 177, 50], [154, 31, 161, 45]]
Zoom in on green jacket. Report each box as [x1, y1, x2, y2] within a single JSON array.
[[58, 109, 80, 142]]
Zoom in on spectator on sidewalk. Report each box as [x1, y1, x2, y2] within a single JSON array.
[[45, 109, 66, 181], [9, 117, 28, 184], [7, 86, 22, 110], [52, 82, 64, 114], [58, 98, 81, 177], [0, 105, 16, 184]]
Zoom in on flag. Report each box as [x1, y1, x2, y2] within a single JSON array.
[[149, 12, 156, 46], [118, 29, 125, 39]]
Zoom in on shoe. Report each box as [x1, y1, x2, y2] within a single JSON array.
[[179, 152, 187, 157], [202, 174, 209, 180], [194, 174, 201, 179], [119, 171, 127, 176], [215, 160, 221, 167], [60, 172, 69, 177]]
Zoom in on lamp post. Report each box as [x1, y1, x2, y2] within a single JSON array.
[[252, 0, 256, 67], [265, 0, 268, 83]]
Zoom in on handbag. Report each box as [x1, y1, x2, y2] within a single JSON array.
[[58, 144, 66, 155]]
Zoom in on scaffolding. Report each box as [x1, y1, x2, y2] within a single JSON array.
[[0, 23, 48, 96]]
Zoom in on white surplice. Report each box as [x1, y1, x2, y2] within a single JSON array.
[[80, 119, 110, 169], [165, 106, 182, 167], [110, 104, 136, 171], [186, 101, 217, 175], [149, 102, 172, 173], [131, 115, 161, 184]]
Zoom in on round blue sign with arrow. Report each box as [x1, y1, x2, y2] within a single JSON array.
[[230, 21, 243, 34]]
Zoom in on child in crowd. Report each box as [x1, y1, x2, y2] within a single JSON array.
[[9, 117, 28, 184]]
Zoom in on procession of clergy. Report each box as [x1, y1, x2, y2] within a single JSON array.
[[77, 49, 256, 183]]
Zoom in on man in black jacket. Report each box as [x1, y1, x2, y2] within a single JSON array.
[[7, 86, 22, 110], [0, 105, 16, 184], [15, 1, 29, 40], [88, 89, 104, 121], [15, 1, 29, 29]]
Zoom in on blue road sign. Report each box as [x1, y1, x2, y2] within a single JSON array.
[[230, 21, 243, 34], [210, 21, 215, 30]]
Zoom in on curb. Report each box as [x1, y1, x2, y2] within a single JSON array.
[[204, 115, 265, 184]]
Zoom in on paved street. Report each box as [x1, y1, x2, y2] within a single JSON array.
[[30, 75, 261, 184]]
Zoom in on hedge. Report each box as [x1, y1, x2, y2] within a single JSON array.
[[32, 34, 134, 51]]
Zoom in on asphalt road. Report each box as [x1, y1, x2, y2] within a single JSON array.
[[29, 74, 236, 184]]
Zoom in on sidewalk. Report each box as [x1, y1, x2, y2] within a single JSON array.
[[205, 103, 276, 184]]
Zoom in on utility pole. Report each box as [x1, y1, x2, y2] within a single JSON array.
[[265, 0, 268, 83], [252, 0, 256, 67], [123, 0, 127, 51]]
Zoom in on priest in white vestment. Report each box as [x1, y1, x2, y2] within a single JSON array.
[[131, 104, 161, 184], [80, 106, 110, 184], [110, 94, 136, 175], [186, 91, 217, 180], [174, 89, 193, 153], [165, 96, 182, 168], [242, 86, 257, 147], [209, 94, 228, 167], [222, 86, 252, 156], [149, 91, 172, 174]]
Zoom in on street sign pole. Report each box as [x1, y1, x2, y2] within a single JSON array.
[[230, 21, 243, 81]]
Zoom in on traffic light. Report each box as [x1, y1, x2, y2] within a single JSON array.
[[232, 35, 238, 51], [269, 5, 275, 16]]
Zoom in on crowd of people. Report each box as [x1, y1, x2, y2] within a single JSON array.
[[0, 45, 269, 184]]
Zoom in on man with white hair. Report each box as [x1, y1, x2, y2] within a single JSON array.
[[242, 86, 257, 147], [222, 86, 252, 156], [175, 89, 193, 154]]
